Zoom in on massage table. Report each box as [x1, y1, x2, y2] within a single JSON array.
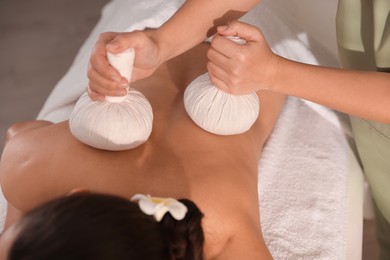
[[0, 0, 365, 258]]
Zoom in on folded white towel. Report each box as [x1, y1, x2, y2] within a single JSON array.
[[258, 97, 350, 259], [0, 188, 6, 230]]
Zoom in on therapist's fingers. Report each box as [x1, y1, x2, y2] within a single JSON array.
[[208, 60, 255, 95], [86, 85, 105, 101], [87, 67, 128, 97], [105, 32, 143, 54], [87, 84, 126, 101], [217, 20, 263, 43], [207, 61, 231, 93], [208, 21, 277, 94], [207, 42, 231, 71], [90, 32, 122, 82], [106, 30, 161, 83], [208, 34, 249, 77], [210, 34, 246, 60], [87, 32, 128, 99], [208, 35, 253, 93], [207, 39, 239, 93]]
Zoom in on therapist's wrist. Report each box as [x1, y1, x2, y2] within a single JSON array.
[[149, 29, 174, 65], [260, 53, 283, 93]]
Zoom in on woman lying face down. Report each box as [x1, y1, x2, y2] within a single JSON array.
[[0, 42, 285, 259], [0, 192, 204, 260]]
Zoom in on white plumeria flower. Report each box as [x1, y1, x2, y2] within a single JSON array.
[[131, 194, 188, 222]]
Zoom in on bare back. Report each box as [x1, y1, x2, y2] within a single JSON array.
[[0, 43, 285, 259]]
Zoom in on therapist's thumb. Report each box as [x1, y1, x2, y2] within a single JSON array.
[[106, 34, 131, 54], [217, 21, 263, 42]]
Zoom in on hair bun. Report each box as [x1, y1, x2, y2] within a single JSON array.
[[160, 199, 204, 260]]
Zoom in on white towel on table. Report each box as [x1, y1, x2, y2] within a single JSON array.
[[258, 97, 350, 259], [1, 1, 356, 259]]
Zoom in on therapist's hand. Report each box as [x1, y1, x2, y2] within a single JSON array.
[[207, 21, 278, 95], [87, 30, 162, 101]]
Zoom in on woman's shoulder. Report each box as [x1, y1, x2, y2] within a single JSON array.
[[0, 120, 70, 211], [203, 203, 272, 260], [196, 185, 271, 259], [0, 120, 71, 175]]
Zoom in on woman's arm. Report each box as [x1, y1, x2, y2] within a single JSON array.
[[1, 121, 54, 231], [208, 21, 390, 123], [87, 0, 261, 100]]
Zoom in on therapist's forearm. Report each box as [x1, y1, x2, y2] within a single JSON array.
[[273, 57, 390, 123], [152, 0, 260, 62]]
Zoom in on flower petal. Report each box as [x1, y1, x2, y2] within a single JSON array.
[[139, 199, 159, 215], [131, 194, 188, 222], [167, 201, 188, 220]]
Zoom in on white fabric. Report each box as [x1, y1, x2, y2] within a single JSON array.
[[0, 188, 6, 230], [258, 97, 350, 259], [184, 73, 259, 135], [0, 0, 361, 259], [69, 49, 153, 151], [69, 88, 153, 151], [107, 49, 134, 83]]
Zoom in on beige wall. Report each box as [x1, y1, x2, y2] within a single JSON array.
[[286, 0, 339, 59]]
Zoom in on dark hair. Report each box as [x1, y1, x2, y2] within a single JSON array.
[[8, 193, 204, 260]]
